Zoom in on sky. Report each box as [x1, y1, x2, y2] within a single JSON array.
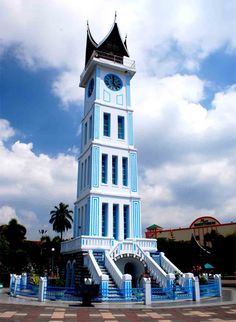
[[0, 0, 236, 240]]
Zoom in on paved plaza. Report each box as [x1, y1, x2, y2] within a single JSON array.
[[0, 302, 236, 321], [0, 288, 236, 321]]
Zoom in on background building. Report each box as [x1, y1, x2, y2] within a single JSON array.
[[145, 216, 236, 248]]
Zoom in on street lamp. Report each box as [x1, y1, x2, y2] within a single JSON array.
[[51, 248, 55, 275]]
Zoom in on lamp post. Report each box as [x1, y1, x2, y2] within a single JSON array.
[[51, 248, 55, 276]]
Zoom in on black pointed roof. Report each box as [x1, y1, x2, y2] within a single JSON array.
[[85, 21, 129, 66]]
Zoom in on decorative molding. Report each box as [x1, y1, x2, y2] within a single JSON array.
[[131, 200, 141, 238], [128, 112, 134, 145], [91, 146, 100, 188], [94, 104, 100, 139], [90, 196, 100, 236], [116, 94, 123, 105], [95, 67, 100, 99], [103, 90, 111, 102], [130, 152, 138, 192]]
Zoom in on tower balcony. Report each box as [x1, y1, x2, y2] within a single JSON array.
[[80, 50, 136, 87], [61, 236, 157, 254]]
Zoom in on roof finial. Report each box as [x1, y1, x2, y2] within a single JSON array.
[[87, 20, 89, 30], [114, 11, 117, 22]]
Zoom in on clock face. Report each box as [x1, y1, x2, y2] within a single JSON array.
[[88, 78, 94, 97], [104, 74, 123, 91]]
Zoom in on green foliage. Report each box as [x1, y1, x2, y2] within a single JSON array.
[[49, 202, 73, 240], [199, 275, 208, 284], [30, 273, 40, 285], [157, 233, 236, 275]]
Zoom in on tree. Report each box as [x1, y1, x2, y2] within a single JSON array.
[[49, 202, 73, 240]]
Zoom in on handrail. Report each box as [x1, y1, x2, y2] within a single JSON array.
[[145, 253, 168, 287], [84, 250, 104, 284], [105, 250, 127, 289], [160, 252, 182, 275]]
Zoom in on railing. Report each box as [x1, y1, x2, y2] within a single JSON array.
[[61, 237, 157, 254], [152, 285, 192, 301], [105, 250, 124, 289], [137, 246, 168, 288], [61, 236, 115, 253], [88, 50, 135, 68], [159, 252, 182, 275], [109, 239, 157, 259], [200, 278, 220, 298], [84, 250, 105, 284]]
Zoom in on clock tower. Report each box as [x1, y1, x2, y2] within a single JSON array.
[[61, 19, 187, 301]]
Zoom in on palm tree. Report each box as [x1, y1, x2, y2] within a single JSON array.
[[49, 203, 73, 240]]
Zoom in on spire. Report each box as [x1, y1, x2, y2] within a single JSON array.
[[124, 34, 128, 49], [84, 18, 129, 66], [85, 22, 97, 65]]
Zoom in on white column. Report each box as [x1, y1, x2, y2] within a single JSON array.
[[108, 203, 113, 237], [143, 277, 151, 305], [38, 277, 47, 302], [192, 276, 200, 301], [119, 204, 124, 240]]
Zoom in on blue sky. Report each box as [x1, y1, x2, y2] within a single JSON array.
[[0, 0, 236, 239]]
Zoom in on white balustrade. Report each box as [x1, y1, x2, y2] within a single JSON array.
[[61, 236, 115, 253], [105, 250, 129, 289], [160, 252, 182, 275], [145, 253, 168, 287], [84, 250, 107, 284]]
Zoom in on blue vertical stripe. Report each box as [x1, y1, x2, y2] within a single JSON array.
[[128, 112, 134, 145], [126, 76, 131, 106], [90, 196, 100, 236], [91, 146, 100, 187], [94, 104, 100, 139], [77, 161, 80, 198], [73, 205, 78, 238], [130, 152, 138, 192], [132, 200, 141, 238], [96, 67, 100, 99]]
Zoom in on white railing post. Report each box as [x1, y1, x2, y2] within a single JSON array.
[[9, 274, 15, 294], [38, 277, 47, 302], [214, 274, 222, 297], [100, 275, 109, 301], [192, 276, 200, 301], [143, 277, 151, 305], [122, 274, 132, 300], [15, 275, 21, 296], [21, 273, 27, 289]]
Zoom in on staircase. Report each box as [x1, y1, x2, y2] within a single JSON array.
[[93, 251, 123, 301]]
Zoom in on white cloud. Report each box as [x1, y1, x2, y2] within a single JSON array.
[[0, 1, 235, 103], [0, 1, 236, 235], [0, 119, 15, 141], [0, 206, 19, 225], [136, 81, 236, 229], [0, 126, 77, 238]]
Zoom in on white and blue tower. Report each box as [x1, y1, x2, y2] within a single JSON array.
[[61, 19, 188, 300]]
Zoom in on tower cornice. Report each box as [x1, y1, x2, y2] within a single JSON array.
[[80, 52, 136, 88]]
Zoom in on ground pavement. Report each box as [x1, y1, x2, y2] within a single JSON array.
[[0, 288, 235, 322]]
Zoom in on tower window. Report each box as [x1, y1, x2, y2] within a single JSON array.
[[89, 115, 93, 139], [118, 116, 125, 139], [102, 203, 108, 237], [84, 159, 87, 188], [103, 113, 111, 137], [122, 157, 128, 186], [84, 122, 88, 145], [113, 204, 119, 240], [112, 155, 118, 185], [101, 154, 108, 184], [87, 155, 91, 186], [124, 205, 129, 239]]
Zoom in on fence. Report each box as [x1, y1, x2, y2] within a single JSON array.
[[152, 286, 192, 301], [9, 273, 222, 303], [200, 278, 221, 298]]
